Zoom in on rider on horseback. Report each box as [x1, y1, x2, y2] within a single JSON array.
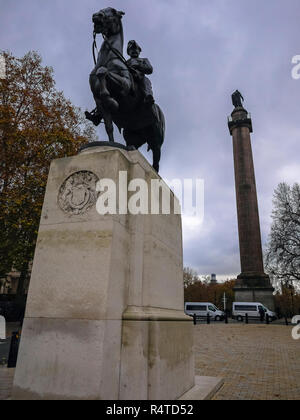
[[85, 7, 165, 172], [126, 40, 155, 105]]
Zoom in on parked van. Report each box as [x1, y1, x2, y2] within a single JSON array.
[[232, 302, 277, 322], [185, 302, 225, 321]]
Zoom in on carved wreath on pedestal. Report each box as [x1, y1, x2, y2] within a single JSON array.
[[58, 171, 99, 215]]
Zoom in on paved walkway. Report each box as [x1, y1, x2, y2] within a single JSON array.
[[1, 324, 299, 400], [194, 324, 300, 400], [0, 368, 14, 400]]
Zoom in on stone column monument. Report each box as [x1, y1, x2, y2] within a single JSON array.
[[228, 91, 274, 309]]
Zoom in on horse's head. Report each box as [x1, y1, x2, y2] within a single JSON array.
[[92, 7, 125, 37]]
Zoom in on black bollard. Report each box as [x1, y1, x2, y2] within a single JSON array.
[[225, 314, 228, 324], [193, 313, 197, 326], [266, 314, 270, 325], [7, 331, 20, 368], [285, 316, 289, 326], [207, 313, 210, 324], [245, 313, 249, 324]]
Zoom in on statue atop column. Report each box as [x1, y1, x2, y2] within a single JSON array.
[[232, 90, 244, 108]]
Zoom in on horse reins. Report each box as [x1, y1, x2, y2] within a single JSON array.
[[93, 31, 98, 65], [92, 32, 133, 72]]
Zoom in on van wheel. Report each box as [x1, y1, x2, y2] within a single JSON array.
[[237, 316, 244, 322], [215, 316, 221, 322]]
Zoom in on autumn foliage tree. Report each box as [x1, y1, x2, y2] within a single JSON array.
[[0, 51, 96, 295], [184, 267, 235, 312]]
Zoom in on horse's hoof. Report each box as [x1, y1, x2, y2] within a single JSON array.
[[101, 95, 119, 113]]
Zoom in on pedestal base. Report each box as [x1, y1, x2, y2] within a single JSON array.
[[234, 273, 275, 310], [12, 313, 195, 400], [179, 376, 224, 400], [12, 145, 196, 400], [234, 286, 275, 310]]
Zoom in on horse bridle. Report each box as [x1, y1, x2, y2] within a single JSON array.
[[92, 32, 133, 73]]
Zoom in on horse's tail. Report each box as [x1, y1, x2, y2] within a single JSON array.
[[153, 104, 165, 146]]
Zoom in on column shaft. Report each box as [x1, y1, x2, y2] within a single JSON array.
[[232, 125, 264, 275]]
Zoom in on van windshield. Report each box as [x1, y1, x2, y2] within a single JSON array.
[[208, 306, 216, 312]]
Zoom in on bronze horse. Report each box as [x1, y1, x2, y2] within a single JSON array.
[[86, 7, 165, 173]]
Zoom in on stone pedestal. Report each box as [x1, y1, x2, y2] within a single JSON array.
[[234, 274, 275, 310], [228, 107, 274, 310], [12, 145, 195, 400]]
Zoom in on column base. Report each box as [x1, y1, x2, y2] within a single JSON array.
[[236, 272, 272, 288], [234, 272, 275, 310]]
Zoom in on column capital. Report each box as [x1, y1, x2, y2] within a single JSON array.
[[228, 107, 253, 135]]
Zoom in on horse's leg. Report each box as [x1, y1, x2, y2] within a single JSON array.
[[149, 106, 165, 173], [102, 109, 115, 143], [152, 145, 161, 173], [98, 70, 110, 97], [106, 72, 131, 96], [123, 129, 145, 149], [97, 70, 119, 113], [89, 72, 104, 122]]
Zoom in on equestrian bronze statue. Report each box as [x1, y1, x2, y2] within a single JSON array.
[[85, 7, 165, 173]]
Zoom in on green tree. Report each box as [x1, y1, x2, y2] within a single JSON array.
[[0, 51, 96, 296]]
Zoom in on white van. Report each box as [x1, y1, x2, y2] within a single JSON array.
[[232, 302, 277, 322], [185, 302, 225, 321]]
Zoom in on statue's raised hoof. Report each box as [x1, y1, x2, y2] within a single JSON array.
[[85, 111, 102, 127], [101, 95, 119, 113]]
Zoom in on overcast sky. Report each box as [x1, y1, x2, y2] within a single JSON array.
[[1, 0, 300, 280]]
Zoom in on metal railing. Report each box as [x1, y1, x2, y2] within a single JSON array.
[[192, 313, 291, 326]]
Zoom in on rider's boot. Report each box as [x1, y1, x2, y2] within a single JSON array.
[[85, 108, 103, 126]]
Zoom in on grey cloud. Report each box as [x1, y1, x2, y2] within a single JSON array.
[[1, 0, 299, 278]]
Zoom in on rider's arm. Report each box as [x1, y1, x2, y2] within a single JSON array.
[[140, 58, 153, 75]]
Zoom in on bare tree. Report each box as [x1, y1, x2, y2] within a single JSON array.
[[266, 182, 300, 285], [183, 267, 199, 288]]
